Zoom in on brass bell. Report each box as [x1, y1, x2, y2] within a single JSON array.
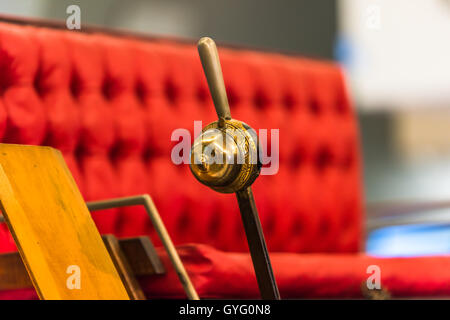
[[190, 118, 261, 193], [190, 37, 280, 299]]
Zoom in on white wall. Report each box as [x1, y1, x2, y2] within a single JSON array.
[[0, 0, 45, 17], [339, 0, 450, 110]]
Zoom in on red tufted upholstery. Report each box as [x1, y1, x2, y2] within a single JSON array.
[[7, 22, 450, 299], [0, 22, 363, 254]]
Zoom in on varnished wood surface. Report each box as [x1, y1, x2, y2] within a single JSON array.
[[0, 144, 129, 299]]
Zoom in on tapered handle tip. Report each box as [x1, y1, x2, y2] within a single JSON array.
[[197, 37, 231, 122], [198, 37, 214, 48]]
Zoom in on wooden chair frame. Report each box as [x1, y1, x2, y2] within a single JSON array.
[[1, 194, 199, 300]]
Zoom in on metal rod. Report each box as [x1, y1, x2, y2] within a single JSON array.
[[235, 187, 280, 299], [197, 37, 231, 122], [87, 195, 199, 300]]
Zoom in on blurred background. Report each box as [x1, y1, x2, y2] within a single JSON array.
[[1, 0, 450, 256]]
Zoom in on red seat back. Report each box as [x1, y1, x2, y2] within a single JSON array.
[[0, 22, 363, 253]]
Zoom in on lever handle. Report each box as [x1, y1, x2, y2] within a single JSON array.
[[197, 37, 231, 122], [194, 37, 280, 300]]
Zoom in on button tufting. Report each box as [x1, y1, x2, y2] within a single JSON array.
[[0, 22, 362, 254]]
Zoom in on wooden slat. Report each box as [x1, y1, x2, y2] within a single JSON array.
[[102, 235, 146, 300], [0, 144, 129, 299], [119, 236, 165, 276], [0, 251, 30, 290]]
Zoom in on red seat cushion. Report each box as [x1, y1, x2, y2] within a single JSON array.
[[4, 243, 450, 299], [142, 244, 450, 299]]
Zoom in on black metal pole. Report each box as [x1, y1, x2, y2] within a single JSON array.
[[236, 187, 280, 300]]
